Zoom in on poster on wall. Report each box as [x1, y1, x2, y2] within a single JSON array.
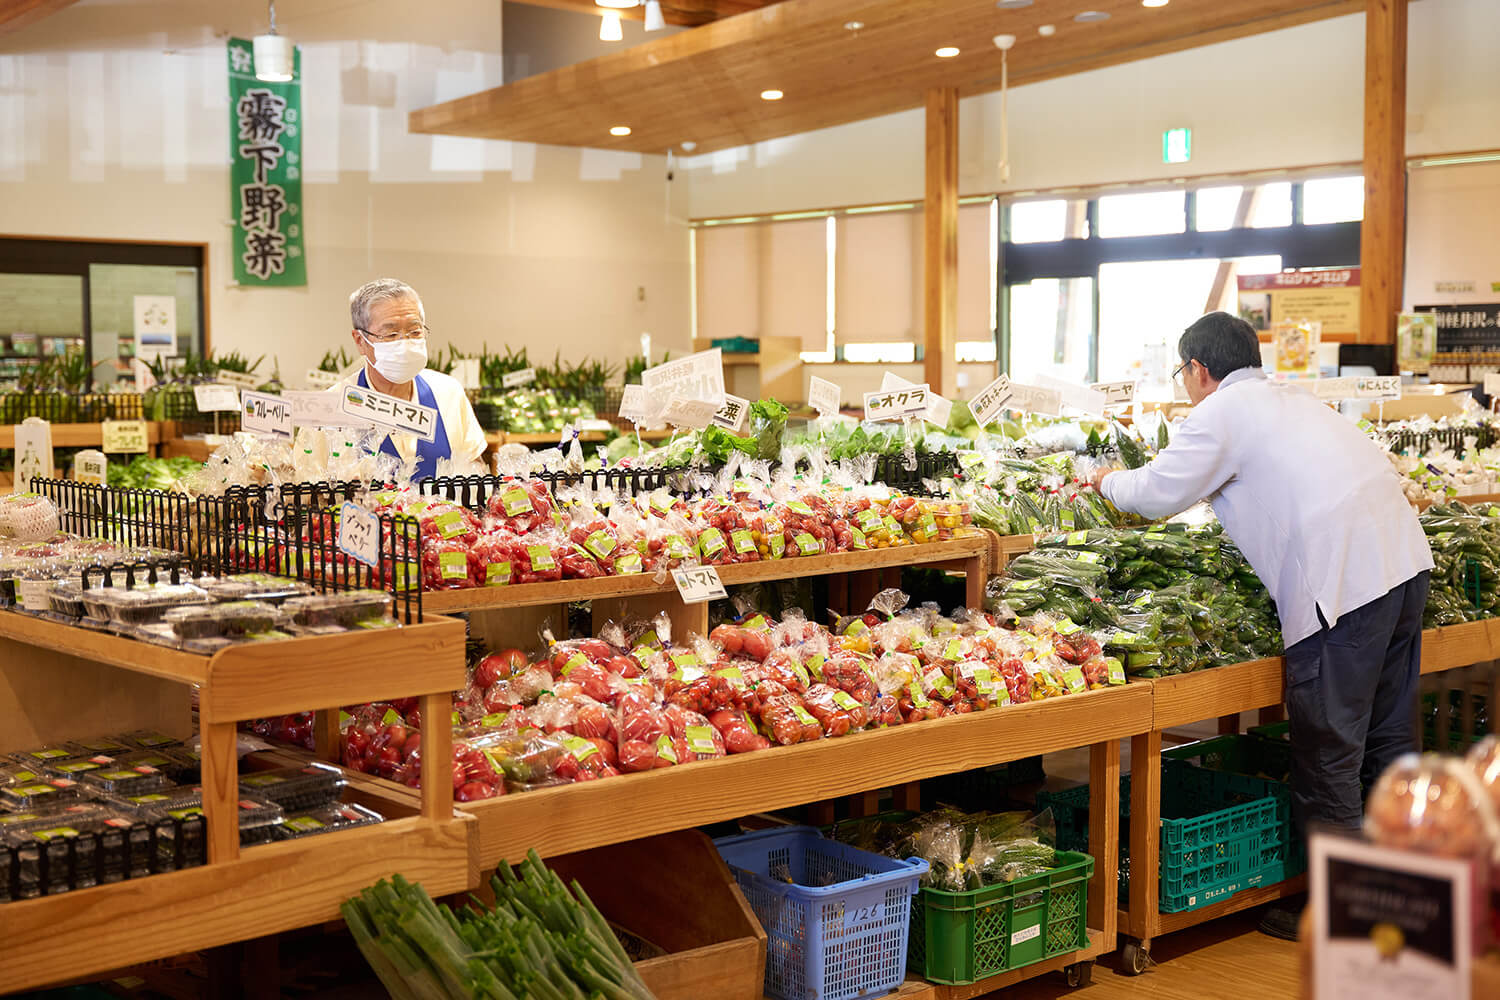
[[1396, 313, 1437, 373], [227, 38, 306, 287], [1416, 303, 1500, 353], [132, 295, 176, 364], [1273, 319, 1321, 378], [1238, 268, 1360, 337]]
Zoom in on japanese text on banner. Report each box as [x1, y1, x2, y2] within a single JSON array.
[[228, 38, 306, 286]]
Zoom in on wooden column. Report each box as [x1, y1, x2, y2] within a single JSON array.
[[923, 87, 959, 395], [1358, 0, 1408, 344]]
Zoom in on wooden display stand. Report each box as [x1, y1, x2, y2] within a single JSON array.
[[693, 337, 802, 405], [0, 420, 164, 452], [0, 610, 474, 994]]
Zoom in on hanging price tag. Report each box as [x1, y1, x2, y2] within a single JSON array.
[[1355, 375, 1402, 401], [336, 501, 381, 567], [73, 449, 107, 485], [240, 390, 293, 438], [193, 384, 241, 411], [1091, 380, 1138, 409], [102, 419, 149, 454], [305, 368, 341, 390], [502, 367, 536, 389], [215, 370, 260, 391], [672, 565, 727, 604], [864, 384, 929, 421], [968, 375, 1012, 426], [711, 393, 750, 433], [807, 376, 843, 417]]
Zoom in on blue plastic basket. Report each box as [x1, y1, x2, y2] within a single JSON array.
[[716, 826, 928, 1000]]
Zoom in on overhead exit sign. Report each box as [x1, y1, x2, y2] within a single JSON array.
[[1163, 127, 1192, 164]]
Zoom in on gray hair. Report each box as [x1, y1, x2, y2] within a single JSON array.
[[349, 278, 423, 332]]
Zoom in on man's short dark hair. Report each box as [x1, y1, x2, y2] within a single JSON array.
[[1178, 312, 1263, 381]]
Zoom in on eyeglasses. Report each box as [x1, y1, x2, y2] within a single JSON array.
[[358, 325, 429, 343], [1171, 359, 1192, 382]]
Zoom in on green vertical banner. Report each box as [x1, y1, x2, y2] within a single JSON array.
[[227, 38, 306, 286]]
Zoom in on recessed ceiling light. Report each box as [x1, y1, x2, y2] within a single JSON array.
[[1074, 10, 1110, 22], [1142, 0, 1169, 6], [610, 125, 632, 136], [760, 89, 784, 101], [935, 46, 961, 58], [1038, 23, 1056, 36], [996, 0, 1033, 8], [844, 20, 864, 30]]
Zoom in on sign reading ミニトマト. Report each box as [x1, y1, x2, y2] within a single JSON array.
[[227, 38, 306, 286], [340, 384, 437, 442]]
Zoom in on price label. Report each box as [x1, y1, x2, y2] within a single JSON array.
[[863, 383, 929, 421], [102, 419, 149, 454], [1312, 376, 1357, 401], [214, 370, 260, 390], [305, 368, 341, 390], [1091, 380, 1138, 409], [711, 393, 750, 433], [807, 376, 842, 417], [618, 384, 648, 422], [672, 565, 727, 604], [659, 396, 719, 430], [1355, 375, 1402, 401], [12, 418, 53, 493], [73, 449, 107, 485], [193, 383, 241, 411], [336, 501, 381, 567], [341, 384, 438, 442], [968, 374, 1012, 427], [502, 367, 536, 389], [240, 390, 293, 438]]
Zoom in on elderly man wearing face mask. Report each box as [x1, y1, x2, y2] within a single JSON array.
[[333, 278, 486, 481]]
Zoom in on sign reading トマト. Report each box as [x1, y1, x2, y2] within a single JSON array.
[[340, 384, 437, 442], [227, 38, 306, 286]]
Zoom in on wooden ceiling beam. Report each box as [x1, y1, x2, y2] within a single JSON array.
[[411, 0, 1369, 156], [0, 0, 81, 37]]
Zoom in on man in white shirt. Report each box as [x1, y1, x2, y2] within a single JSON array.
[[1095, 312, 1432, 940], [334, 278, 486, 481]]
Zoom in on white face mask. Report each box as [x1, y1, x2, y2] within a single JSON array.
[[363, 335, 428, 384]]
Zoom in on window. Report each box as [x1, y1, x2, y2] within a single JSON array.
[[1303, 176, 1364, 224], [1195, 186, 1244, 232], [1098, 259, 1222, 386], [1249, 182, 1292, 228], [957, 341, 997, 363], [1097, 190, 1186, 238], [1008, 200, 1067, 243], [1008, 277, 1094, 384]]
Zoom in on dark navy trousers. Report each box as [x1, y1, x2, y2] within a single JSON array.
[[1282, 571, 1430, 834]]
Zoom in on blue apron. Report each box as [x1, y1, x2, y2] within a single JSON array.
[[356, 369, 450, 482]]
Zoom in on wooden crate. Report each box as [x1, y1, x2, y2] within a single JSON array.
[[545, 829, 767, 1000]]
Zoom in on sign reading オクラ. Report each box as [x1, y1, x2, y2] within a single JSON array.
[[1237, 268, 1360, 338]]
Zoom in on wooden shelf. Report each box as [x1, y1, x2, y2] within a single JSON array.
[[0, 421, 163, 449], [487, 430, 611, 446], [424, 533, 990, 613], [1150, 657, 1284, 731], [0, 815, 476, 995], [0, 611, 466, 724], [457, 683, 1151, 868]]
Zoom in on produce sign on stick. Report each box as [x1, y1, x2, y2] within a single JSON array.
[[240, 390, 293, 438], [673, 565, 727, 603], [617, 383, 648, 422], [102, 419, 149, 454], [1312, 376, 1357, 401], [1356, 375, 1402, 401], [712, 393, 750, 433], [864, 384, 929, 422], [193, 384, 241, 412], [337, 501, 381, 567], [659, 396, 719, 430], [882, 371, 952, 426], [12, 419, 52, 494], [340, 384, 437, 442], [1091, 380, 1138, 409], [502, 367, 536, 389], [1035, 374, 1107, 417], [1005, 382, 1063, 416], [73, 449, 107, 486], [216, 370, 260, 390], [808, 375, 843, 417], [641, 349, 725, 423], [968, 375, 1013, 427], [285, 389, 357, 427], [305, 368, 341, 390]]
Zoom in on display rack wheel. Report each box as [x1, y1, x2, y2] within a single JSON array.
[[1120, 939, 1150, 976], [1064, 960, 1094, 988]]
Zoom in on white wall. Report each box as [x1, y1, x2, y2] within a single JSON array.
[[0, 0, 692, 382], [683, 0, 1500, 219]]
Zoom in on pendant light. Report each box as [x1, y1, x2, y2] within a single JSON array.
[[599, 10, 624, 41], [643, 0, 666, 31], [993, 34, 1015, 183], [253, 0, 293, 82]]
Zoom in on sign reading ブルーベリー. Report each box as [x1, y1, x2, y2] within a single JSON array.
[[227, 38, 306, 286]]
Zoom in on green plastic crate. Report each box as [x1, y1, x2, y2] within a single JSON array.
[[925, 758, 1047, 811], [907, 851, 1093, 985], [1164, 733, 1292, 784], [1247, 719, 1290, 743], [1038, 757, 1299, 914]]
